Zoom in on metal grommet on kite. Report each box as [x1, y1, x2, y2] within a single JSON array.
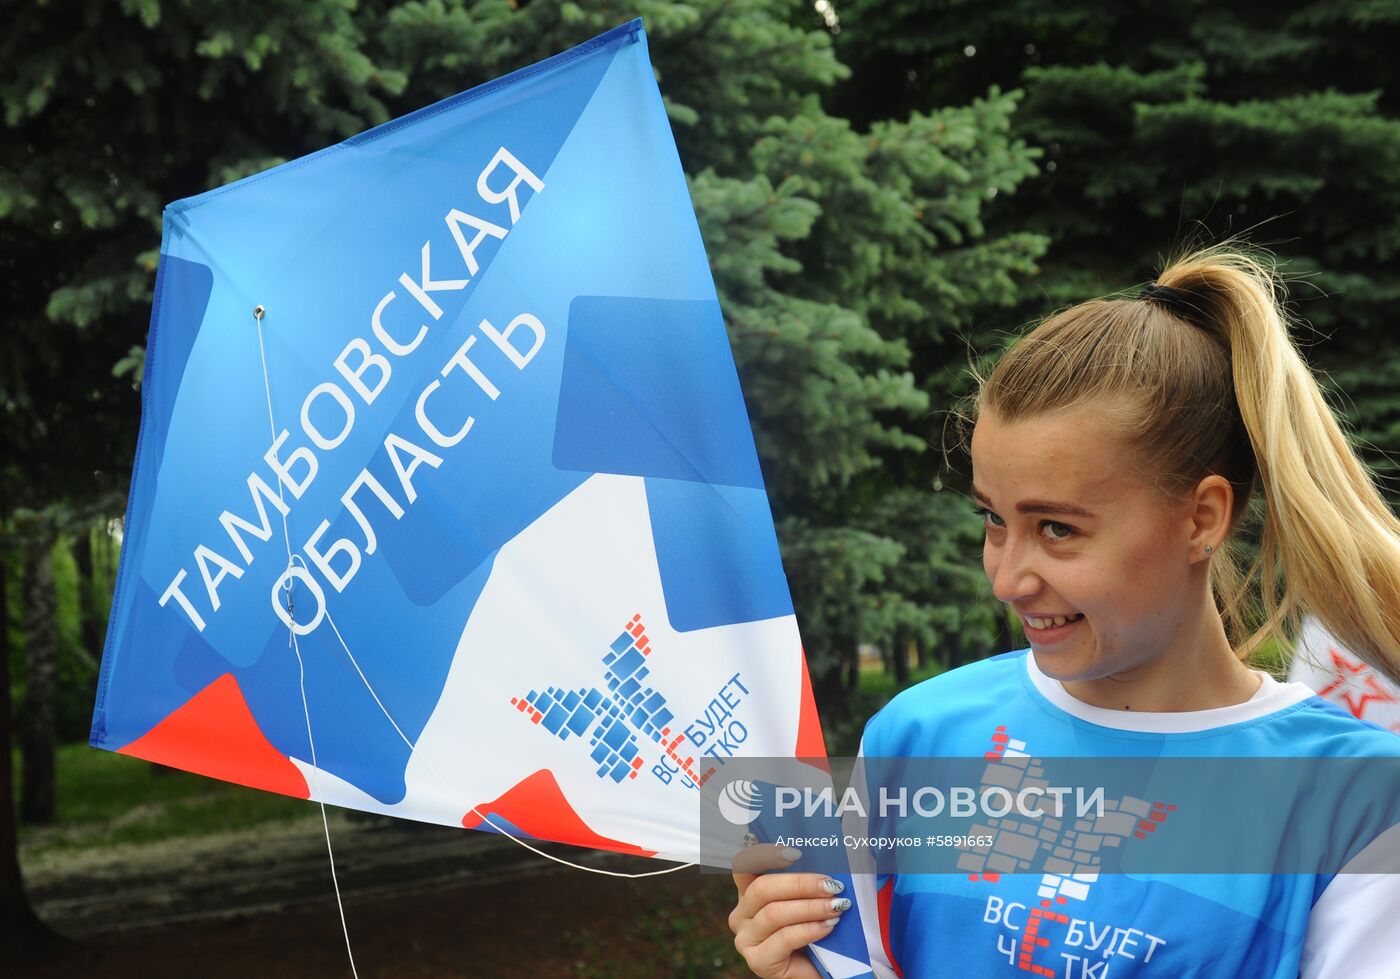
[[253, 304, 266, 321], [281, 555, 307, 635]]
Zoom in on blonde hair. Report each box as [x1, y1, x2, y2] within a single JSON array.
[[952, 242, 1400, 685]]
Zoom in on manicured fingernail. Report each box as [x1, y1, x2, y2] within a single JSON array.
[[830, 898, 851, 913], [779, 846, 802, 861], [820, 878, 845, 894], [823, 917, 840, 928]]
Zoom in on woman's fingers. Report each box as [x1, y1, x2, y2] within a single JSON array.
[[732, 842, 802, 891], [742, 895, 851, 942], [728, 846, 850, 978], [738, 918, 839, 979], [732, 842, 800, 918], [731, 892, 850, 979], [736, 869, 845, 921]]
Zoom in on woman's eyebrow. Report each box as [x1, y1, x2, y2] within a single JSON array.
[[970, 484, 1098, 519]]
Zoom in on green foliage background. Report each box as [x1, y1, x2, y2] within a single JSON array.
[[4, 0, 1399, 758]]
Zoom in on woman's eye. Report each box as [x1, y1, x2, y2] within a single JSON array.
[[972, 507, 1075, 541], [971, 506, 1003, 528]]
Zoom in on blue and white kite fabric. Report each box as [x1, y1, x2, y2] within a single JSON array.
[[89, 18, 874, 978]]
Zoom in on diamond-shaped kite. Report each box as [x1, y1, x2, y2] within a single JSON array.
[[89, 18, 873, 978]]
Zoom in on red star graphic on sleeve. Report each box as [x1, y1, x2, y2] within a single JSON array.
[[1317, 646, 1400, 719]]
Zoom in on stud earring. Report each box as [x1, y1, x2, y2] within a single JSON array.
[[1204, 545, 1214, 554]]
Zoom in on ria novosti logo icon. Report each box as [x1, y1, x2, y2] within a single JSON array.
[[718, 779, 763, 826], [511, 613, 716, 788]]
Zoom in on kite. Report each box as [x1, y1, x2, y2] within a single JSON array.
[[89, 18, 874, 978]]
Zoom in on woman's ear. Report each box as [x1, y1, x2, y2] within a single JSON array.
[[1188, 474, 1233, 561]]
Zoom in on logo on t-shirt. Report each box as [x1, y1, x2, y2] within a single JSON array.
[[961, 725, 1175, 975]]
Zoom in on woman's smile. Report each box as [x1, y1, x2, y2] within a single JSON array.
[[1019, 610, 1085, 643]]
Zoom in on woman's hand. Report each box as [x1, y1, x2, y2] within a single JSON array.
[[729, 843, 852, 979]]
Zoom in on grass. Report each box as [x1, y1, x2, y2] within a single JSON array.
[[14, 743, 313, 858], [565, 876, 747, 978], [14, 748, 753, 978]]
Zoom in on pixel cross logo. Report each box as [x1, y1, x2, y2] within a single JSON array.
[[511, 613, 717, 789], [963, 725, 1177, 976]]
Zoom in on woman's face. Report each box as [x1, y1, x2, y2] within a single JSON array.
[[969, 405, 1208, 683]]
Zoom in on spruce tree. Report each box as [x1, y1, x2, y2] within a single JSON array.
[[832, 0, 1400, 503]]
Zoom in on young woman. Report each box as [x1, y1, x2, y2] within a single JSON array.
[[728, 244, 1400, 978]]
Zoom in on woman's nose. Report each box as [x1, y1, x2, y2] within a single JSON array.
[[989, 538, 1039, 604]]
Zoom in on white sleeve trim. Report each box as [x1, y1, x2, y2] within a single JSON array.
[[1301, 822, 1400, 978]]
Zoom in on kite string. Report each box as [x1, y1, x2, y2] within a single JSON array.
[[291, 630, 360, 975], [252, 305, 296, 583], [253, 304, 692, 888], [255, 307, 361, 979], [320, 608, 696, 879]]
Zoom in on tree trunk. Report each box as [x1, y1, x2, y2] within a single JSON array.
[[20, 529, 57, 826], [989, 607, 1014, 662], [843, 639, 860, 692], [811, 651, 845, 723], [73, 529, 103, 659], [0, 523, 64, 957], [892, 629, 910, 687], [945, 631, 964, 671], [915, 634, 930, 670]]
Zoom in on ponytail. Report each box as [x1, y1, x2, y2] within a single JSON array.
[[1154, 245, 1400, 684]]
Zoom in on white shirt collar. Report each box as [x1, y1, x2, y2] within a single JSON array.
[[1023, 648, 1316, 733]]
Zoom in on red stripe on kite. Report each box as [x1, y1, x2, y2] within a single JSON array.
[[463, 769, 656, 857], [795, 648, 829, 770], [117, 673, 310, 799]]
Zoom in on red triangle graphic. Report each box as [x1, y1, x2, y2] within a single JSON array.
[[463, 769, 655, 857], [795, 647, 830, 770], [117, 673, 310, 800]]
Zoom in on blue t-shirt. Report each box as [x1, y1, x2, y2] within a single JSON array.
[[847, 648, 1400, 979]]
